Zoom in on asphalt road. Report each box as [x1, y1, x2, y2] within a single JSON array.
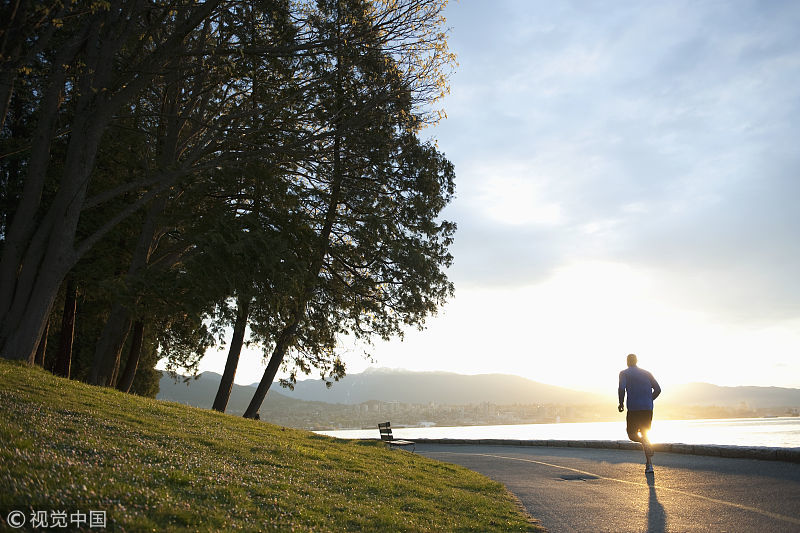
[[416, 443, 800, 533]]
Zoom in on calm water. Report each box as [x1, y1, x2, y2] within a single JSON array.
[[318, 417, 800, 448]]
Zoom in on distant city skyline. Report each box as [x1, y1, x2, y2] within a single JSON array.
[[181, 0, 800, 393]]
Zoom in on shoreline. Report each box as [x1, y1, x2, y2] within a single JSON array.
[[405, 438, 800, 463], [320, 417, 800, 448], [323, 414, 800, 432]]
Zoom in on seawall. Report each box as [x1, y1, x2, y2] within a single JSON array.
[[411, 438, 800, 463]]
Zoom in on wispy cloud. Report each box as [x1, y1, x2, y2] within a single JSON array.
[[435, 0, 800, 324]]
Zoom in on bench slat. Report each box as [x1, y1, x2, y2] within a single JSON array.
[[377, 422, 415, 451]]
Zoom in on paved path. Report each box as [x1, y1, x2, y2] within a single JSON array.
[[416, 443, 800, 533]]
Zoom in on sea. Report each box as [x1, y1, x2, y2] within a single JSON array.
[[317, 417, 800, 448]]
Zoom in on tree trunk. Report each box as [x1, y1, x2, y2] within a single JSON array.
[[243, 320, 299, 419], [89, 303, 131, 387], [0, 39, 80, 323], [34, 317, 50, 367], [90, 185, 169, 386], [0, 82, 112, 363], [2, 243, 73, 363], [6, 11, 122, 367], [212, 295, 251, 412], [116, 320, 145, 393], [90, 304, 132, 386], [53, 278, 77, 378]]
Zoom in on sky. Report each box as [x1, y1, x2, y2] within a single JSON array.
[[190, 0, 800, 394]]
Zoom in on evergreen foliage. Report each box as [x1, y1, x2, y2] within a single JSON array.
[[0, 0, 456, 411]]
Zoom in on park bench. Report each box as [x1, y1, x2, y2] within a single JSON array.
[[378, 422, 415, 452]]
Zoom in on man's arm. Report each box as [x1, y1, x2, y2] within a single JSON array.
[[650, 373, 661, 401], [618, 371, 626, 411]]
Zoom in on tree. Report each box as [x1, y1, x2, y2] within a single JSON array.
[[0, 0, 222, 363], [2, 0, 456, 419], [243, 0, 455, 418], [85, 0, 317, 389]]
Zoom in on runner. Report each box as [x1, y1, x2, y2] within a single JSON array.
[[618, 353, 661, 473]]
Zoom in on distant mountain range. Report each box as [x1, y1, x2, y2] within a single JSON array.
[[668, 383, 800, 408], [156, 372, 323, 416], [157, 368, 800, 410], [266, 368, 606, 405]]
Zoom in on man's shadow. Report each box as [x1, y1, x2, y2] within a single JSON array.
[[646, 472, 667, 533]]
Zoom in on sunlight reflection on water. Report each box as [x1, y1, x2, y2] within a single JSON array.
[[318, 417, 800, 448]]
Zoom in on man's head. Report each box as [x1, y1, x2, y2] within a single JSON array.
[[627, 353, 638, 367]]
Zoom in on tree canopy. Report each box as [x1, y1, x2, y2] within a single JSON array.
[[0, 0, 456, 412]]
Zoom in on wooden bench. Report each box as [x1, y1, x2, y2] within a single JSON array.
[[378, 422, 415, 452]]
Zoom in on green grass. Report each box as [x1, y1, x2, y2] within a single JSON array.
[[0, 360, 541, 531]]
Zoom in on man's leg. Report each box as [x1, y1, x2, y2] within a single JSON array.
[[643, 435, 653, 459], [640, 411, 654, 471], [625, 411, 642, 442], [628, 411, 654, 471], [643, 434, 653, 468]]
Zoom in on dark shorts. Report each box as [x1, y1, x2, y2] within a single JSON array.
[[626, 410, 653, 442]]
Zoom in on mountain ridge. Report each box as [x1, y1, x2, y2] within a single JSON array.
[[263, 369, 605, 405], [158, 368, 800, 409], [156, 371, 330, 416]]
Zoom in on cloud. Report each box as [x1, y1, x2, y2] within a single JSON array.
[[433, 0, 800, 322], [469, 164, 566, 227]]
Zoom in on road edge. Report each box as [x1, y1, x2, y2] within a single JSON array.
[[410, 439, 800, 463]]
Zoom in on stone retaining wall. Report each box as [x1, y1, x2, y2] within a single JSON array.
[[411, 438, 800, 463]]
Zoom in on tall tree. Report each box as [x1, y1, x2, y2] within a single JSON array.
[[87, 0, 309, 387], [0, 0, 222, 363], [2, 1, 456, 417], [243, 0, 455, 418]]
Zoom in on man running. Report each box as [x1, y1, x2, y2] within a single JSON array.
[[618, 353, 661, 473]]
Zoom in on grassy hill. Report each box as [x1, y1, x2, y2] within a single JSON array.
[[0, 360, 540, 531]]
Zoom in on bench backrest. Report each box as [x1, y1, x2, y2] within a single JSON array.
[[378, 422, 393, 441]]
